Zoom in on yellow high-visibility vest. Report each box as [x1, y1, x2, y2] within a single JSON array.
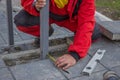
[[54, 0, 68, 8]]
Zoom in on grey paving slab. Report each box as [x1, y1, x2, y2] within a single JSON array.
[[0, 59, 6, 68], [71, 76, 90, 80], [9, 58, 120, 80], [70, 70, 107, 80], [0, 32, 8, 44], [71, 66, 120, 80], [110, 66, 120, 77], [0, 68, 14, 80], [10, 59, 66, 80], [95, 12, 113, 22], [13, 24, 35, 40], [0, 36, 5, 44], [0, 12, 8, 45], [89, 37, 120, 69], [0, 31, 23, 43], [99, 21, 120, 40], [0, 12, 7, 32], [59, 55, 105, 79], [18, 31, 35, 40], [49, 24, 74, 40], [0, 0, 21, 12], [10, 56, 103, 80], [71, 69, 114, 80], [0, 1, 6, 12], [61, 56, 91, 79]]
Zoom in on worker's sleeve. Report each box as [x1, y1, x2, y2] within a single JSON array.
[[68, 0, 95, 58], [21, 0, 39, 16]]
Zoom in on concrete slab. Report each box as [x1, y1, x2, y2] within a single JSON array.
[[0, 31, 23, 44], [49, 24, 74, 40], [0, 35, 5, 44], [0, 1, 6, 12], [71, 66, 120, 80], [89, 37, 120, 69], [0, 68, 14, 80], [95, 11, 113, 22], [99, 21, 120, 40], [72, 72, 113, 80], [59, 56, 91, 79], [10, 60, 66, 80], [10, 56, 104, 80], [0, 12, 7, 29], [18, 32, 34, 40], [110, 66, 120, 78], [0, 59, 6, 68], [61, 55, 104, 79], [70, 70, 106, 80], [14, 24, 35, 40]]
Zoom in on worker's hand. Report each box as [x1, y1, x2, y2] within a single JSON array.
[[35, 0, 46, 11], [55, 54, 76, 70]]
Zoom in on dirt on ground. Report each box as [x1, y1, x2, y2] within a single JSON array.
[[96, 7, 120, 20], [96, 0, 120, 20]]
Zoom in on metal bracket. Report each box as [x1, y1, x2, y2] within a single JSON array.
[[82, 49, 106, 76]]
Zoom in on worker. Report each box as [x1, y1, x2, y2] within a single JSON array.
[[103, 71, 119, 80], [14, 0, 101, 70]]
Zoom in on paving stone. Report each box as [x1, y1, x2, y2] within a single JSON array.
[[95, 12, 113, 22], [0, 32, 9, 44], [70, 70, 106, 80], [0, 17, 7, 28], [18, 32, 35, 40], [84, 71, 106, 80], [0, 36, 5, 44], [71, 69, 117, 80], [0, 31, 23, 43], [61, 56, 91, 79], [13, 24, 34, 41], [71, 66, 120, 80], [89, 66, 120, 80], [49, 24, 74, 40], [0, 68, 14, 80], [10, 60, 66, 80], [89, 37, 120, 69], [110, 66, 120, 78], [0, 1, 6, 12], [60, 55, 105, 79], [10, 57, 98, 80], [99, 21, 120, 40], [71, 76, 90, 80], [0, 59, 6, 68]]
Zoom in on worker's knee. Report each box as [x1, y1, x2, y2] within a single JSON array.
[[92, 23, 101, 42], [14, 10, 39, 26]]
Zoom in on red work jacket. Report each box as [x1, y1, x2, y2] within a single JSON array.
[[21, 0, 95, 58]]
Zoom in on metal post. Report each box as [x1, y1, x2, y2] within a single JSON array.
[[6, 0, 14, 45], [40, 0, 49, 59]]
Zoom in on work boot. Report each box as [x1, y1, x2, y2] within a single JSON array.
[[33, 26, 54, 47], [103, 71, 119, 80]]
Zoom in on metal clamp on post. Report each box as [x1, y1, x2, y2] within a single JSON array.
[[82, 49, 106, 76]]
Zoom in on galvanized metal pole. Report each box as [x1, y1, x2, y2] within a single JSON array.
[[6, 0, 14, 45], [40, 0, 49, 59]]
